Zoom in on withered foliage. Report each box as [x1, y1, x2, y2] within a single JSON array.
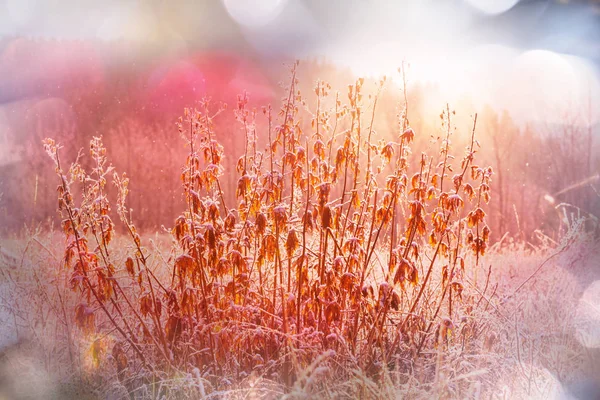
[[43, 63, 492, 390]]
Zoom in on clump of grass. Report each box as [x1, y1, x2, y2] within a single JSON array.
[[41, 63, 499, 397]]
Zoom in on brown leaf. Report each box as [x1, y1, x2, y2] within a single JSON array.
[[125, 257, 135, 277], [325, 302, 341, 324]]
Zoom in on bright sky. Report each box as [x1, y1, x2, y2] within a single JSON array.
[[1, 0, 600, 125], [222, 0, 600, 126]]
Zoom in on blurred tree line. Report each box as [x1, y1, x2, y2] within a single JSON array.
[[0, 38, 597, 243]]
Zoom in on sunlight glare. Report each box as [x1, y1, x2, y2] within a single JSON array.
[[340, 40, 473, 98], [463, 44, 519, 105], [500, 50, 600, 125], [465, 0, 520, 15], [337, 40, 600, 127], [223, 0, 286, 28]]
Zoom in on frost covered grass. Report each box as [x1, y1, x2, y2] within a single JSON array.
[[0, 66, 597, 399], [1, 228, 597, 398]]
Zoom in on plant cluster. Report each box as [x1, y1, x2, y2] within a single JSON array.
[[43, 64, 493, 395]]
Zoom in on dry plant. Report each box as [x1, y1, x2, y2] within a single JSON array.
[[39, 63, 501, 398]]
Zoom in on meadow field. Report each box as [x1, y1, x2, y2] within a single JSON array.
[[0, 62, 598, 399], [0, 2, 600, 398]]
